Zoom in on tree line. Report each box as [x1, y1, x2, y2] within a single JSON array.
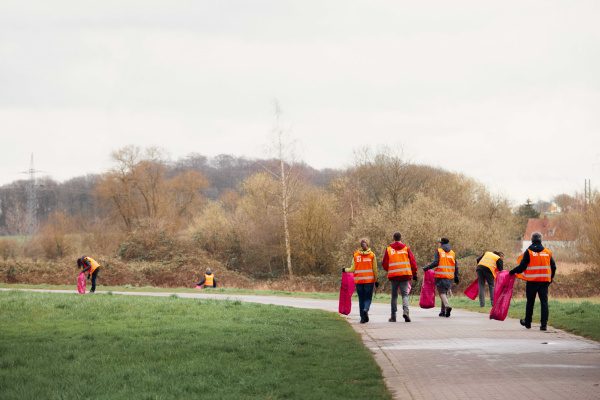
[[1, 145, 598, 276]]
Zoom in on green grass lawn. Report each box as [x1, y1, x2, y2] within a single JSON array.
[[0, 282, 344, 300], [2, 282, 599, 342], [0, 290, 391, 400], [442, 296, 600, 341]]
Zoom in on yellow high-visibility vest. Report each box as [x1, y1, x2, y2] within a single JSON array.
[[479, 252, 500, 279]]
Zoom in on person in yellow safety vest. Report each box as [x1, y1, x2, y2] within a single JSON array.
[[77, 255, 100, 293], [423, 237, 459, 317], [510, 232, 556, 331], [382, 231, 418, 322], [342, 238, 379, 324], [476, 251, 504, 307], [197, 269, 217, 289]]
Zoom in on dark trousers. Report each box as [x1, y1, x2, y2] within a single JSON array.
[[355, 283, 374, 320], [525, 281, 550, 325], [477, 267, 495, 307], [90, 268, 99, 293]]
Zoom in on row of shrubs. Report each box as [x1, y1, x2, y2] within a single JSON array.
[[1, 255, 599, 298]]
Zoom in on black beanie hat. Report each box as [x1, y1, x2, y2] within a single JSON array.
[[440, 237, 449, 245]]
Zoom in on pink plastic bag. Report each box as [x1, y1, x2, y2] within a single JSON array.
[[77, 271, 86, 294], [464, 278, 479, 300], [338, 272, 355, 315], [195, 285, 203, 289], [419, 270, 436, 309], [489, 271, 516, 321]]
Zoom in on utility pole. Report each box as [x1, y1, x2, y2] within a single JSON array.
[[584, 179, 591, 206], [20, 153, 40, 236]]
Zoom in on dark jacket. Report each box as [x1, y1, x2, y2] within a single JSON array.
[[80, 256, 96, 274], [510, 241, 556, 281], [423, 243, 459, 289], [382, 242, 418, 281], [197, 274, 217, 288], [476, 252, 504, 272]]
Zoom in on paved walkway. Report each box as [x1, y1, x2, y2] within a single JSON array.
[[4, 288, 600, 400]]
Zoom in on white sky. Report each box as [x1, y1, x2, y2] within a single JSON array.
[[1, 0, 599, 205]]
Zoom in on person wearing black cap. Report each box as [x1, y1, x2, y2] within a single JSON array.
[[510, 232, 556, 330], [197, 268, 217, 288], [423, 237, 459, 317]]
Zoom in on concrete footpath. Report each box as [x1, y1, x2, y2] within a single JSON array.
[[4, 288, 600, 400]]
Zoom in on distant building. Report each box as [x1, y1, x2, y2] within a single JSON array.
[[521, 215, 576, 252]]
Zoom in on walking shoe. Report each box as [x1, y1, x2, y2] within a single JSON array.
[[445, 307, 452, 317], [363, 310, 369, 322], [540, 325, 547, 331], [403, 310, 411, 322], [439, 311, 445, 317], [389, 315, 396, 322], [360, 318, 366, 324], [520, 319, 531, 329]]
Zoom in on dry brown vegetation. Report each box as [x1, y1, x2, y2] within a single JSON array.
[[1, 145, 600, 298]]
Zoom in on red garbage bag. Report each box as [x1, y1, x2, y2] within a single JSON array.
[[77, 271, 86, 294], [490, 271, 516, 321], [464, 278, 479, 300], [338, 272, 355, 315], [419, 270, 436, 309]]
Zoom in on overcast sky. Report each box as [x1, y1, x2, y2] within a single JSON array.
[[1, 1, 599, 205]]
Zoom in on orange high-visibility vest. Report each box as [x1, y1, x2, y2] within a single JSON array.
[[83, 257, 100, 274], [353, 252, 375, 284], [516, 249, 552, 282], [434, 248, 455, 279], [478, 252, 500, 279], [204, 274, 214, 287], [386, 247, 412, 279]]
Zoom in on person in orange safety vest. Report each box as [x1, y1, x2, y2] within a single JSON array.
[[342, 238, 379, 324], [382, 231, 418, 322], [476, 251, 504, 307], [77, 255, 100, 293], [510, 232, 556, 331], [423, 237, 459, 317], [197, 269, 217, 289]]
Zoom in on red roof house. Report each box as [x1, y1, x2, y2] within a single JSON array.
[[521, 216, 576, 252]]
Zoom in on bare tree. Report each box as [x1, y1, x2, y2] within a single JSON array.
[[353, 145, 433, 216], [94, 145, 208, 231], [263, 101, 299, 276]]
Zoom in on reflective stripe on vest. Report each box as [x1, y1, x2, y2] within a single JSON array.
[[478, 252, 500, 279], [434, 248, 455, 279], [516, 249, 552, 282], [386, 247, 412, 278], [353, 252, 375, 284], [84, 257, 100, 274], [204, 274, 214, 287]]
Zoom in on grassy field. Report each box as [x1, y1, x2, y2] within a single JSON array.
[[2, 281, 599, 342], [0, 282, 343, 300], [0, 290, 391, 400], [439, 296, 600, 341]]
